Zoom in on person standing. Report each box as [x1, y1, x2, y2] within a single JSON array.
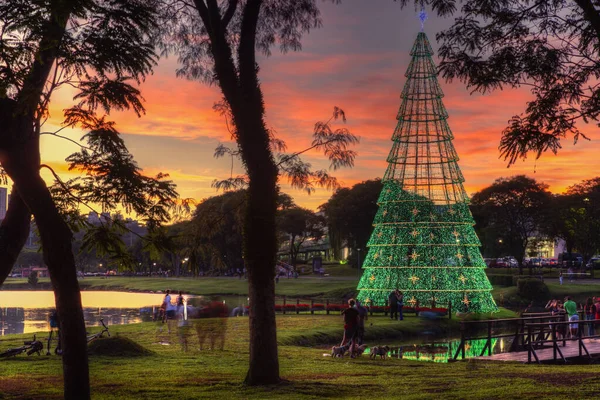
[[564, 296, 579, 338], [341, 299, 359, 353], [176, 291, 186, 320], [594, 297, 600, 335], [559, 271, 563, 285], [583, 297, 596, 336], [388, 289, 398, 320], [397, 291, 404, 321], [355, 300, 368, 346], [162, 290, 172, 323]]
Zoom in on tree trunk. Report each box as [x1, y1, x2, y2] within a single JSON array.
[[0, 188, 31, 283], [243, 177, 279, 384], [2, 144, 90, 400], [290, 234, 297, 267], [239, 113, 280, 386], [193, 0, 279, 385]]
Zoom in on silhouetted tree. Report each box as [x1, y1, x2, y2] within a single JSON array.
[[319, 179, 382, 261], [161, 0, 366, 384], [436, 0, 600, 165], [0, 1, 166, 398], [470, 175, 552, 274], [277, 207, 325, 267], [548, 178, 600, 269]]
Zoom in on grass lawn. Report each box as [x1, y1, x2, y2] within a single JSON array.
[[0, 313, 598, 400]]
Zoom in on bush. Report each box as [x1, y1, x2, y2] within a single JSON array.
[[516, 278, 549, 302], [487, 274, 515, 287], [88, 336, 153, 357], [28, 271, 38, 287]]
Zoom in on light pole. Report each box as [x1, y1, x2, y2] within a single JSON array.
[[357, 248, 362, 277]]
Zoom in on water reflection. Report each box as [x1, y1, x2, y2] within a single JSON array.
[[0, 291, 168, 336], [365, 338, 505, 363]]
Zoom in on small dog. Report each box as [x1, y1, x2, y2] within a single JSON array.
[[350, 344, 367, 358], [369, 345, 390, 359], [331, 345, 348, 358]]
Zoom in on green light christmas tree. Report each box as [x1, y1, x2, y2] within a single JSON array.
[[356, 29, 497, 313]]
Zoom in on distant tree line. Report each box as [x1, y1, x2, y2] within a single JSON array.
[[158, 175, 600, 279]]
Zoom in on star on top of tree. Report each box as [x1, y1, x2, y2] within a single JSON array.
[[419, 6, 428, 31], [409, 275, 420, 284], [410, 229, 420, 238], [410, 251, 420, 261], [407, 296, 417, 306]]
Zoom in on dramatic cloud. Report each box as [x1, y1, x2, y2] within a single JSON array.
[[27, 0, 600, 212]]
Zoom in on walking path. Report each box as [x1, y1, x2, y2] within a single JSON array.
[[474, 338, 600, 362]]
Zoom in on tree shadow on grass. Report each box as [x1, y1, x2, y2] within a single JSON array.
[[241, 379, 384, 399]]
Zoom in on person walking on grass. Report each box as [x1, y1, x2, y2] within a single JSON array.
[[355, 300, 368, 346], [341, 299, 359, 353], [388, 289, 398, 320], [564, 296, 579, 338]]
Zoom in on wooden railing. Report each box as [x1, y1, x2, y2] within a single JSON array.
[[452, 313, 564, 360], [267, 296, 451, 317], [524, 318, 600, 363]]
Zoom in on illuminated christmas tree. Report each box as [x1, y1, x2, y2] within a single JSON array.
[[356, 30, 497, 313]]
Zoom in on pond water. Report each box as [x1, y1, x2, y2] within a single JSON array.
[[0, 291, 247, 336], [362, 337, 512, 363]]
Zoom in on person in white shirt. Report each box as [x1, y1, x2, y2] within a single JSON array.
[[162, 290, 177, 322]]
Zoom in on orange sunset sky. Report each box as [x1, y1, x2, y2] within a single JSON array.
[[14, 1, 600, 213]]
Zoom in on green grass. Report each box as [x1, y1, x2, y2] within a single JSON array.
[[0, 313, 598, 400]]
